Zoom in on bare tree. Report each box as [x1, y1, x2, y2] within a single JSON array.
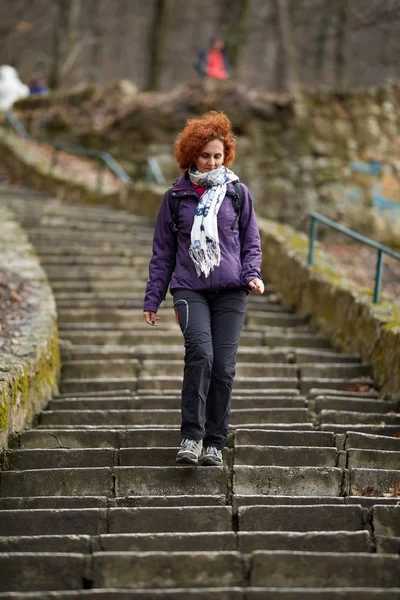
[[146, 0, 169, 90], [348, 0, 400, 27], [334, 0, 349, 90], [48, 0, 82, 89]]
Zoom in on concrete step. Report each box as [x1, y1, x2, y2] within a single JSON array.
[[52, 280, 146, 293], [0, 553, 87, 593], [0, 494, 226, 510], [47, 396, 307, 411], [46, 268, 149, 281], [60, 359, 300, 379], [0, 506, 233, 536], [59, 379, 138, 394], [373, 505, 400, 537], [238, 504, 363, 531], [301, 379, 375, 395], [349, 468, 400, 497], [308, 388, 380, 399], [238, 531, 371, 553], [345, 432, 400, 451], [59, 330, 264, 346], [249, 551, 400, 587], [347, 449, 400, 470], [234, 446, 338, 467], [234, 429, 335, 447], [1, 588, 399, 600], [39, 408, 310, 427], [234, 466, 343, 496], [0, 466, 228, 497], [246, 311, 309, 327], [321, 410, 400, 425], [295, 349, 362, 364], [313, 397, 398, 414], [300, 364, 372, 378]]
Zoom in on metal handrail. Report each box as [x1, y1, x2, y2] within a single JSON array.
[[3, 111, 132, 192], [308, 212, 400, 303]]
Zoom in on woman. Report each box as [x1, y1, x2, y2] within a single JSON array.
[[143, 111, 264, 466]]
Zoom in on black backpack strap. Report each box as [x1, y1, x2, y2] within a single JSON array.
[[167, 186, 180, 234], [162, 186, 179, 300], [231, 180, 243, 230]]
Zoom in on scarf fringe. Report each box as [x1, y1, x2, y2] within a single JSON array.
[[189, 240, 221, 278]]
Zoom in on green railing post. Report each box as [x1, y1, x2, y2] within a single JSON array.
[[49, 148, 59, 172], [96, 159, 106, 194], [308, 215, 317, 265], [373, 250, 384, 303]]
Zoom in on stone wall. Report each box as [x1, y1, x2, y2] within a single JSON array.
[[0, 205, 60, 450], [259, 218, 400, 400]]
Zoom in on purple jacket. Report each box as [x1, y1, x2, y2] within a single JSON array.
[[143, 171, 262, 313]]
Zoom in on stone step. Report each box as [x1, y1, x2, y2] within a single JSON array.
[[3, 447, 228, 470], [345, 432, 400, 451], [238, 531, 371, 553], [373, 505, 400, 537], [308, 388, 380, 399], [349, 468, 400, 497], [40, 255, 151, 266], [1, 588, 400, 600], [59, 345, 295, 364], [45, 268, 150, 281], [61, 359, 299, 379], [234, 466, 343, 496], [301, 379, 375, 395], [91, 551, 245, 589], [313, 397, 398, 414], [238, 504, 363, 531], [27, 228, 154, 243], [60, 378, 138, 393], [246, 311, 309, 327], [320, 410, 400, 425], [48, 396, 307, 411], [0, 532, 237, 553], [0, 506, 233, 536], [39, 407, 310, 427], [0, 553, 87, 593], [1, 466, 228, 497], [52, 280, 146, 292], [322, 424, 400, 436], [59, 330, 264, 346], [234, 445, 338, 467], [59, 376, 300, 393], [249, 551, 400, 587], [347, 449, 400, 470], [233, 495, 345, 507], [234, 429, 335, 447], [300, 364, 372, 378], [61, 360, 140, 379], [295, 349, 362, 364]]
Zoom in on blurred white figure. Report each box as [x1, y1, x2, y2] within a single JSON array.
[[0, 65, 30, 111]]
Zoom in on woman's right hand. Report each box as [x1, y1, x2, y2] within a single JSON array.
[[143, 311, 160, 327]]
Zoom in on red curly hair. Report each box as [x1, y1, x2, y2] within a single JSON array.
[[175, 111, 236, 171]]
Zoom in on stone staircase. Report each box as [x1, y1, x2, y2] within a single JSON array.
[[0, 188, 399, 598]]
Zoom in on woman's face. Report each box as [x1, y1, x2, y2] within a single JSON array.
[[195, 139, 225, 173]]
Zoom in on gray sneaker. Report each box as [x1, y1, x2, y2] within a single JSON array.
[[200, 446, 223, 466], [176, 438, 203, 465]]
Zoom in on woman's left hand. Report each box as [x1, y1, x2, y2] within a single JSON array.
[[248, 278, 265, 295]]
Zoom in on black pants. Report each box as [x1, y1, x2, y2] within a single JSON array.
[[173, 289, 248, 450]]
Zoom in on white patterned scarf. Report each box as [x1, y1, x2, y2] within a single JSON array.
[[188, 165, 239, 278]]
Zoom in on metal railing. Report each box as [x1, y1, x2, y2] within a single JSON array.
[[308, 212, 400, 303], [3, 111, 133, 193]]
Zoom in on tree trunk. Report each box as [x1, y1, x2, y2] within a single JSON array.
[[146, 0, 168, 90], [334, 0, 349, 90], [275, 0, 294, 93]]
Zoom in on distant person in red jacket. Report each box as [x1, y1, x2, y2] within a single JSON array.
[[195, 36, 230, 80]]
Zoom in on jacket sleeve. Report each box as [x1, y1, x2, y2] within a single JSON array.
[[239, 184, 262, 287], [143, 191, 176, 313]]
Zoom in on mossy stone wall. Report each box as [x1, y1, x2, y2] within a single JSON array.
[[259, 218, 400, 399], [0, 206, 60, 450]]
